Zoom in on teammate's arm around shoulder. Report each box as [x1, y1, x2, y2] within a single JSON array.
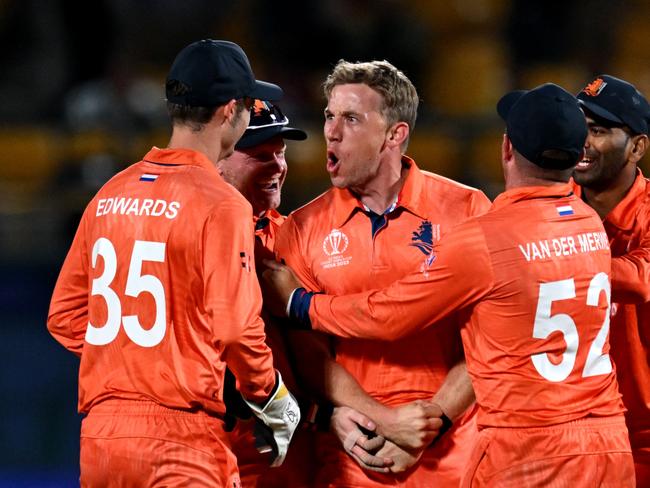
[[308, 220, 494, 340]]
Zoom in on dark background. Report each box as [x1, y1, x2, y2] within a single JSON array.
[[1, 0, 649, 485]]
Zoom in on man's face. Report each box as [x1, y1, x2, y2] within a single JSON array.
[[573, 115, 631, 191], [218, 135, 288, 216], [323, 83, 390, 190]]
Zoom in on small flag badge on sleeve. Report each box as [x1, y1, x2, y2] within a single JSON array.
[[140, 173, 159, 182], [556, 205, 574, 216]]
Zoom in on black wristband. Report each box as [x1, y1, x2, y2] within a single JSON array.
[[431, 413, 453, 445], [439, 412, 453, 436]]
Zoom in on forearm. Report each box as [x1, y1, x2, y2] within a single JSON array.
[[224, 327, 276, 403], [288, 331, 390, 418], [324, 360, 390, 421], [48, 247, 90, 357], [431, 359, 475, 421], [286, 329, 421, 445], [47, 312, 86, 357]]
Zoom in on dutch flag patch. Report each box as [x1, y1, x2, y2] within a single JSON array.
[[556, 205, 574, 216], [140, 173, 159, 182]]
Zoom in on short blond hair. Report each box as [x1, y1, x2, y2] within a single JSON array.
[[323, 59, 419, 149]]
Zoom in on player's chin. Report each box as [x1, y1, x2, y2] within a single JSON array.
[[571, 169, 596, 186], [256, 195, 280, 212], [329, 175, 348, 188]]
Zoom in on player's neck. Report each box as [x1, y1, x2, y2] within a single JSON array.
[[168, 124, 225, 165], [354, 157, 407, 214], [581, 166, 637, 220], [505, 156, 573, 191]]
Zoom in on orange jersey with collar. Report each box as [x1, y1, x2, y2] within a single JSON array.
[[309, 184, 626, 428], [255, 209, 286, 265], [253, 208, 299, 392], [233, 208, 315, 488], [276, 157, 491, 405], [575, 170, 650, 464], [47, 147, 275, 415]]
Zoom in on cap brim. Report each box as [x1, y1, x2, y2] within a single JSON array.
[[497, 90, 528, 121], [248, 80, 283, 102], [577, 99, 624, 125], [236, 126, 307, 149]]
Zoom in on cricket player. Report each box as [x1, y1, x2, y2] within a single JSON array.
[[47, 40, 300, 487], [218, 99, 313, 487], [573, 74, 650, 486], [266, 83, 635, 487], [273, 59, 491, 487]]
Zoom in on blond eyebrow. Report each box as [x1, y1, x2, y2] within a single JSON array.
[[324, 108, 361, 118]]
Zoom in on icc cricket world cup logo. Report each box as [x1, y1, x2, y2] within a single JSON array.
[[323, 229, 349, 256]]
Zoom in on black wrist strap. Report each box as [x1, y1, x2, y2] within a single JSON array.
[[439, 412, 453, 436], [431, 413, 453, 445]]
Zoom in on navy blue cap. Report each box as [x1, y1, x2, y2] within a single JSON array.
[[166, 39, 282, 107], [577, 74, 650, 135], [497, 83, 587, 170], [236, 100, 307, 149]]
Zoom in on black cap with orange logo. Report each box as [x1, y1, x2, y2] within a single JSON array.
[[577, 74, 650, 135], [235, 100, 307, 149]]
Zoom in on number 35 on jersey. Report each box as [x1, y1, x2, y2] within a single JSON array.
[[86, 237, 167, 348]]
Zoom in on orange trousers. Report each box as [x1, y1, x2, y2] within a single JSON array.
[[313, 405, 478, 487], [461, 415, 635, 487], [80, 399, 241, 487]]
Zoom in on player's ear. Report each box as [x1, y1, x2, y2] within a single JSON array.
[[209, 99, 236, 127], [221, 99, 239, 124], [386, 121, 409, 149], [630, 133, 649, 164], [502, 133, 514, 164]]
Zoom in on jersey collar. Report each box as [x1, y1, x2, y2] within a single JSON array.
[[330, 156, 427, 227], [395, 156, 428, 219], [492, 183, 574, 210], [143, 147, 218, 173], [254, 208, 284, 234]]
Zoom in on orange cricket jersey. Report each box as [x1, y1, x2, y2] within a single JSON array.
[[231, 209, 315, 488], [309, 183, 626, 428], [47, 147, 275, 416], [253, 208, 300, 392], [275, 157, 491, 405], [254, 209, 285, 265], [575, 169, 650, 461]]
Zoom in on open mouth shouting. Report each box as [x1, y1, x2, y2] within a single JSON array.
[[327, 150, 340, 174]]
